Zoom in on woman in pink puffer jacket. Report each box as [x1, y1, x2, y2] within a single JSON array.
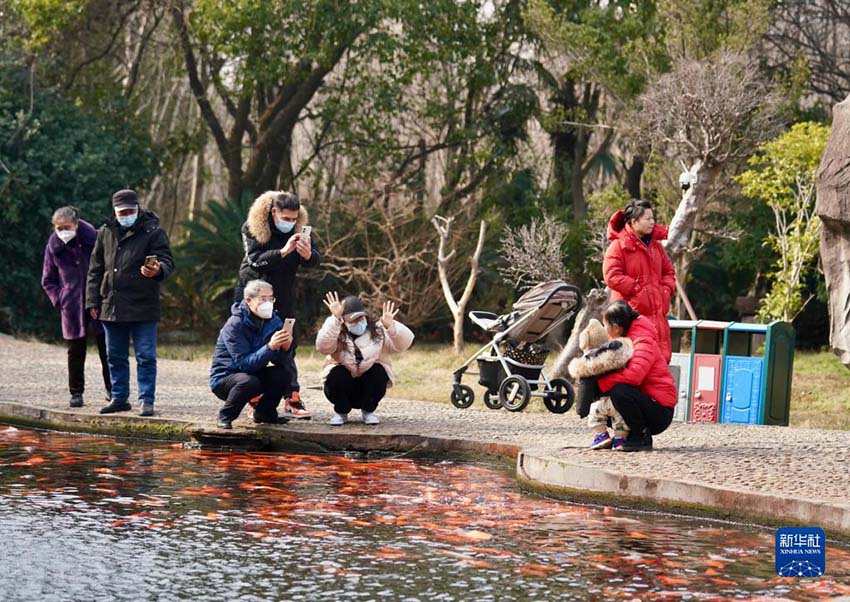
[[316, 292, 414, 426]]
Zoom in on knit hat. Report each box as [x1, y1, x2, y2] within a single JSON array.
[[579, 319, 608, 351], [341, 296, 367, 323], [112, 189, 139, 210]]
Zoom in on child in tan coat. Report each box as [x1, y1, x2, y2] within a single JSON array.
[[568, 319, 633, 450]]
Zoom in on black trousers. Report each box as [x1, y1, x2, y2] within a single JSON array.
[[324, 364, 389, 414], [212, 365, 292, 422], [608, 383, 674, 435], [67, 328, 111, 397], [575, 377, 602, 419]]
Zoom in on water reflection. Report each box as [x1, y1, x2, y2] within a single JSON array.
[[1, 426, 849, 601]]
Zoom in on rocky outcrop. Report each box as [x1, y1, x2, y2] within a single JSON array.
[[815, 93, 850, 367]]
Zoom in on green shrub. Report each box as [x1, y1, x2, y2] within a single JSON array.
[[0, 59, 158, 337]]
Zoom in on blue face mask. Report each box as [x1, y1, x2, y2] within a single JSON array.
[[275, 220, 295, 234], [116, 213, 138, 228], [347, 320, 367, 336]]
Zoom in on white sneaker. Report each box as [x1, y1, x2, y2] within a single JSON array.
[[329, 412, 347, 426], [361, 410, 380, 425]]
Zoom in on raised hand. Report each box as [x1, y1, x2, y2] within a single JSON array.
[[381, 300, 399, 329], [323, 291, 344, 320]]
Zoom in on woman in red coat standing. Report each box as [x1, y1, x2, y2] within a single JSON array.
[[597, 302, 677, 451], [603, 199, 676, 362]]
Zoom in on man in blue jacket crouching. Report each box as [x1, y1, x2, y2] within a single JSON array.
[[209, 279, 295, 429]]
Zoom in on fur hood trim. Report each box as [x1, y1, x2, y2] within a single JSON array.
[[568, 337, 633, 379], [247, 191, 309, 245]]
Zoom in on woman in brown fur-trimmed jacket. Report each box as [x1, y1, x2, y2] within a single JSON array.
[[234, 191, 321, 419]]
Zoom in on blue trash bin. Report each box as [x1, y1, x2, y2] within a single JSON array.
[[720, 321, 795, 426]]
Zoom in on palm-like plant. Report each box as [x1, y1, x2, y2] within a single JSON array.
[[162, 196, 253, 333]]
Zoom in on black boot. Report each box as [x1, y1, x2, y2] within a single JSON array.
[[69, 393, 84, 408], [100, 400, 132, 414], [620, 429, 653, 452], [253, 413, 289, 425]]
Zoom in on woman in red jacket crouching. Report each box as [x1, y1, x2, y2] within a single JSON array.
[[597, 301, 677, 452]]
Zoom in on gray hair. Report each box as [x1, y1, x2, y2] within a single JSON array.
[[51, 206, 80, 225], [243, 279, 273, 299]]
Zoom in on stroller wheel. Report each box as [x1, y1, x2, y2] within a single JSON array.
[[499, 375, 531, 412], [544, 378, 575, 414], [483, 391, 503, 410], [450, 384, 475, 409]]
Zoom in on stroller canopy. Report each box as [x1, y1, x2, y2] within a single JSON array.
[[508, 280, 582, 343]]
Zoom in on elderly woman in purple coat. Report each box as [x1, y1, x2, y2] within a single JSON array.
[[41, 206, 111, 407]]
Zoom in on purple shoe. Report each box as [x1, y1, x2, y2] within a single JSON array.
[[590, 431, 613, 450]]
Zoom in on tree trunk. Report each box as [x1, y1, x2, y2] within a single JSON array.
[[815, 92, 850, 367], [432, 217, 486, 355], [548, 78, 597, 219], [625, 156, 644, 199], [664, 161, 721, 264], [452, 316, 465, 357]]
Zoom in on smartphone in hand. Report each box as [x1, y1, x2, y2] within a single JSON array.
[[300, 225, 311, 239], [283, 318, 295, 336], [144, 255, 159, 268]]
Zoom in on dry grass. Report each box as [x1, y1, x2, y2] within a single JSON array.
[[293, 342, 484, 403], [300, 342, 565, 410]]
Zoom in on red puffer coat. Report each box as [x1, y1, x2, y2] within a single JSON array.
[[602, 210, 676, 362], [597, 315, 677, 408]]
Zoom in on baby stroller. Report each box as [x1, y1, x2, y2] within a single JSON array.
[[450, 280, 582, 413]]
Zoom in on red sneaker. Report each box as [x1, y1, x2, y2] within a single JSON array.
[[246, 394, 262, 420], [283, 392, 311, 420]]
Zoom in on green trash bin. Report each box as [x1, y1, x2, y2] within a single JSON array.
[[668, 319, 698, 422]]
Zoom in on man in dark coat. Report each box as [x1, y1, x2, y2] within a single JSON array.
[[210, 279, 295, 429], [234, 190, 320, 420], [86, 189, 174, 417], [42, 207, 111, 407]]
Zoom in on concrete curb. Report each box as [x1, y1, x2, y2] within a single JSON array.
[[2, 400, 848, 541], [517, 451, 850, 539], [0, 401, 193, 441]]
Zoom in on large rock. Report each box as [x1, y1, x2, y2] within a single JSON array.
[[815, 93, 850, 368]]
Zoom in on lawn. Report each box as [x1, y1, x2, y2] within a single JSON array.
[[158, 342, 850, 430], [791, 350, 850, 430]]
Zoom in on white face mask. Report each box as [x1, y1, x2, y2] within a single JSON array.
[[255, 301, 274, 320], [56, 229, 77, 244]]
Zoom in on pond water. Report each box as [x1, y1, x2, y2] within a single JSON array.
[[1, 426, 849, 602]]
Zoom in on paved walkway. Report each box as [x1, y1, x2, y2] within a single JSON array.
[[1, 334, 849, 537]]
